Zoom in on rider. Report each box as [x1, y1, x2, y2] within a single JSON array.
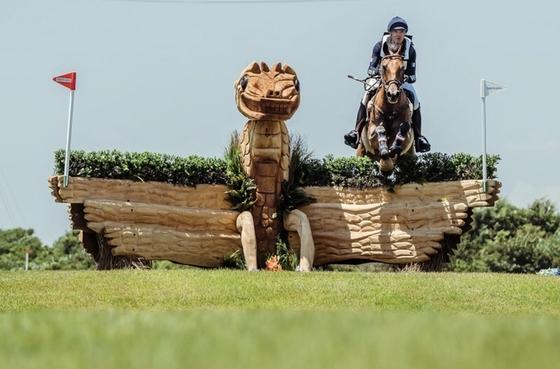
[[344, 16, 431, 153]]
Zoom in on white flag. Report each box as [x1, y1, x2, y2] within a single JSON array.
[[481, 79, 506, 97]]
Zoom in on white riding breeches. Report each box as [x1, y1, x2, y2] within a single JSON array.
[[403, 82, 420, 111]]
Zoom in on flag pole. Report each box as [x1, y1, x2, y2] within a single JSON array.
[[25, 249, 30, 271], [53, 71, 77, 188], [480, 80, 488, 193], [480, 79, 505, 194], [63, 89, 75, 187]]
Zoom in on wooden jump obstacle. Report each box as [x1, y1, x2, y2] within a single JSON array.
[[48, 175, 501, 269]]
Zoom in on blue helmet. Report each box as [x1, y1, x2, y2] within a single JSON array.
[[387, 16, 408, 32]]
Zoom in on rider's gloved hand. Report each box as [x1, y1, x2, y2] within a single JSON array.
[[406, 74, 416, 83], [367, 68, 379, 77]]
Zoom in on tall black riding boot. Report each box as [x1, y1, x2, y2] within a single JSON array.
[[412, 107, 431, 153], [344, 103, 367, 149]]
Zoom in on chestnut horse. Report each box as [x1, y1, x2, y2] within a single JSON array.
[[356, 41, 415, 176]]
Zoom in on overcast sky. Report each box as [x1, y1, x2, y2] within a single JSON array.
[[1, 0, 559, 246]]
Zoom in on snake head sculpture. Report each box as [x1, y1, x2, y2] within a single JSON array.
[[234, 61, 301, 121]]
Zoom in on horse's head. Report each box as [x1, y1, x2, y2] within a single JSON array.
[[380, 42, 406, 104]]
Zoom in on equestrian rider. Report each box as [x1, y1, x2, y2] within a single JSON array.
[[344, 16, 431, 153]]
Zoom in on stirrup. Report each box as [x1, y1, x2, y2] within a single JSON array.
[[344, 131, 359, 149], [416, 136, 431, 153], [344, 140, 358, 150]]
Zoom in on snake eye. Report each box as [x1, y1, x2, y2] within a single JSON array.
[[294, 78, 300, 92], [240, 75, 248, 90]]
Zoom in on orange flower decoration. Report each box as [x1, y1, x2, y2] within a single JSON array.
[[265, 255, 282, 271]]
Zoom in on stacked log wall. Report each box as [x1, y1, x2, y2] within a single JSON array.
[[48, 176, 501, 268], [287, 180, 500, 265], [48, 176, 242, 267]]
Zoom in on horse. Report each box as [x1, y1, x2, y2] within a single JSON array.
[[356, 41, 415, 176]]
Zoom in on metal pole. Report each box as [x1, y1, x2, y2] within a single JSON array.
[[63, 90, 75, 187], [480, 80, 487, 193]]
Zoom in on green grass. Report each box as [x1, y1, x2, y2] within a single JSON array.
[[1, 270, 559, 369]]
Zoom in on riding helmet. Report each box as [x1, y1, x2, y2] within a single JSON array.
[[387, 16, 408, 32]]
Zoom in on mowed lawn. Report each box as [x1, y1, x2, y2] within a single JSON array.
[[1, 270, 559, 369]]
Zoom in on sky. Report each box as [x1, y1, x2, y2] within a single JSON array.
[[1, 0, 559, 246]]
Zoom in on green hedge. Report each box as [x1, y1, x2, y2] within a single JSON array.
[[54, 150, 229, 187], [54, 149, 500, 190]]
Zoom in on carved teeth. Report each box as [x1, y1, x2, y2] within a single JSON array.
[[262, 101, 291, 115], [243, 96, 293, 116]]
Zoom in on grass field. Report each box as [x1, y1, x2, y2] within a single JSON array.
[[1, 270, 559, 369]]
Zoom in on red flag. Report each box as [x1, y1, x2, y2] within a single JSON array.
[[53, 72, 77, 90]]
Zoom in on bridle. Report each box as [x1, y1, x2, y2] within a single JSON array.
[[372, 54, 406, 120], [380, 54, 405, 93]]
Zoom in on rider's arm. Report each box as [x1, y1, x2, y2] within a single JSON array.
[[367, 41, 382, 76], [406, 44, 417, 83]]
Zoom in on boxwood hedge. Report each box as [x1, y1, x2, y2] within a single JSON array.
[[54, 148, 499, 190]]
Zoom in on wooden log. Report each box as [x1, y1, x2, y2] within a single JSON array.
[[298, 202, 468, 232], [288, 179, 501, 266], [301, 179, 501, 206], [48, 176, 64, 203], [48, 175, 231, 210], [95, 223, 241, 268], [82, 199, 238, 233]]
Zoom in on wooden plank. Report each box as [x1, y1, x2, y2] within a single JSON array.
[[83, 199, 238, 233], [48, 175, 232, 209], [99, 224, 241, 268]]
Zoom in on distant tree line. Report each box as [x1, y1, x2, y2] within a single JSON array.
[[450, 198, 560, 273], [1, 198, 559, 273], [0, 229, 95, 270]]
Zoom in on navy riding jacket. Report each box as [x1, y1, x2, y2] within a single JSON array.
[[368, 40, 417, 82]]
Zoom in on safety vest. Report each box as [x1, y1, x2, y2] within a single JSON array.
[[379, 34, 412, 70]]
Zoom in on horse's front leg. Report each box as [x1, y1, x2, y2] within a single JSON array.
[[389, 121, 411, 158], [375, 125, 389, 159]]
